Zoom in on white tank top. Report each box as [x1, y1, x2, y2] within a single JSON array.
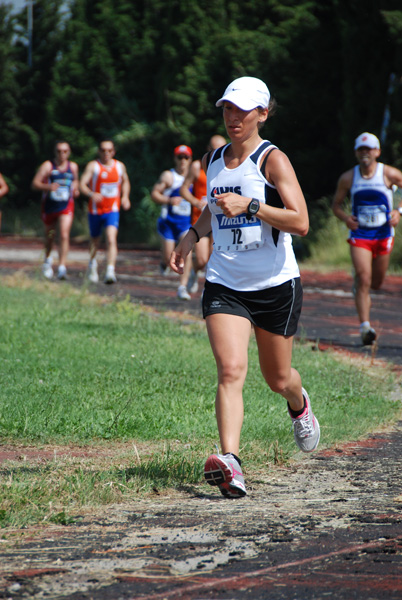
[[206, 141, 300, 291], [160, 169, 190, 220]]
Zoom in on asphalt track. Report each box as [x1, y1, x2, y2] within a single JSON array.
[[1, 237, 402, 599], [0, 236, 401, 368]]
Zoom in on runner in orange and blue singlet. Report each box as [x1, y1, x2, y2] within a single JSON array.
[[80, 139, 131, 284]]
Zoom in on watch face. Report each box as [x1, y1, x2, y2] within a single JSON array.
[[249, 200, 259, 214]]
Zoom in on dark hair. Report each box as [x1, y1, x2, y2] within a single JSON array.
[[257, 98, 277, 130], [267, 97, 277, 118], [54, 140, 70, 151], [98, 139, 115, 149]]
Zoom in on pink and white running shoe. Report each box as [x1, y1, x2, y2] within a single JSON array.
[[289, 388, 320, 452], [204, 453, 247, 498]]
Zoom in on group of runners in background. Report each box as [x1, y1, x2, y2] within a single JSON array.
[[30, 138, 131, 285], [0, 123, 401, 343]]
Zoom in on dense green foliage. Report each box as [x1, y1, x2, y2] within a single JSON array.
[[0, 0, 402, 246]]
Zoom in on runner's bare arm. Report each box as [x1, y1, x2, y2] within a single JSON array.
[[71, 162, 80, 198], [120, 164, 131, 210], [0, 173, 9, 198], [179, 161, 205, 209], [384, 165, 402, 226], [332, 170, 358, 231], [150, 171, 174, 205], [31, 161, 57, 192], [79, 161, 102, 203]]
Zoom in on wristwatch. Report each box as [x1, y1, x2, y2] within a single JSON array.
[[246, 198, 260, 220], [398, 207, 402, 216]]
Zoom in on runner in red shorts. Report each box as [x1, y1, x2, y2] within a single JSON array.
[[333, 132, 402, 345], [32, 141, 79, 280]]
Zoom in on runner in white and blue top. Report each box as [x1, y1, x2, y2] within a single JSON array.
[[350, 162, 394, 242], [333, 132, 402, 346], [151, 145, 194, 300], [170, 76, 320, 499], [206, 140, 300, 291]]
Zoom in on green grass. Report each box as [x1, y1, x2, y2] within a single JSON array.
[[0, 274, 401, 528]]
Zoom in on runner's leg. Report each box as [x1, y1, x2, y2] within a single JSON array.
[[350, 245, 373, 324], [58, 213, 73, 267], [254, 328, 304, 412], [371, 252, 390, 290], [44, 222, 56, 260], [206, 314, 251, 455], [105, 225, 118, 268]]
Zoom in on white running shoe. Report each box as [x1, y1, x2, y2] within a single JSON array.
[[289, 388, 320, 453], [187, 268, 199, 294], [42, 259, 53, 280], [104, 265, 117, 284], [57, 265, 67, 280], [204, 453, 247, 498], [88, 260, 99, 283], [177, 284, 191, 301]]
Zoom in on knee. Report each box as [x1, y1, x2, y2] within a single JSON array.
[[198, 254, 209, 270], [265, 374, 290, 396], [218, 360, 247, 386], [355, 272, 371, 290]]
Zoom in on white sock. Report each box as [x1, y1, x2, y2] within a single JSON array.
[[360, 321, 370, 332]]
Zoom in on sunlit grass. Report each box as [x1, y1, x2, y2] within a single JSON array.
[[0, 275, 400, 528]]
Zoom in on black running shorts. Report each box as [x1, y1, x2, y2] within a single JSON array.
[[202, 277, 303, 336]]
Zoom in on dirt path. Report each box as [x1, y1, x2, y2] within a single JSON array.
[[1, 238, 402, 599]]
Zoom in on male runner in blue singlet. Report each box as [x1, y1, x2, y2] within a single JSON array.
[[32, 141, 79, 280], [333, 132, 402, 345]]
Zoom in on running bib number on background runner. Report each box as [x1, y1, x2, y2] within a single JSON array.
[[357, 206, 387, 228], [100, 183, 119, 198], [214, 214, 263, 252], [171, 200, 191, 216], [50, 186, 70, 202]]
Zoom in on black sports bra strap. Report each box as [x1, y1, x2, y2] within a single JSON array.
[[260, 147, 277, 177]]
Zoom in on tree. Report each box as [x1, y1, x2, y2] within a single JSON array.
[[0, 4, 25, 199], [1, 0, 402, 245]]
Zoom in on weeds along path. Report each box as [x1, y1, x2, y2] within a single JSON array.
[[0, 238, 402, 598], [1, 425, 402, 599]]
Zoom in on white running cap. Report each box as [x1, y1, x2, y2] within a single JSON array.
[[216, 76, 270, 111], [354, 132, 380, 150]]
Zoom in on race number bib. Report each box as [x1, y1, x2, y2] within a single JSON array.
[[214, 214, 263, 252], [357, 206, 387, 228], [100, 182, 119, 198], [50, 186, 70, 202], [171, 200, 191, 216]]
